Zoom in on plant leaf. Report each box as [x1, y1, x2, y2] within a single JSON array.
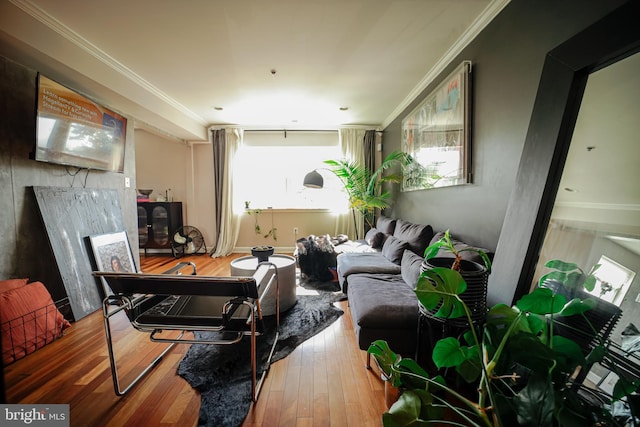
[[423, 241, 445, 259], [367, 340, 400, 384], [415, 268, 467, 319], [539, 271, 567, 287], [551, 335, 584, 372], [585, 344, 606, 365], [613, 377, 640, 401], [457, 345, 482, 383], [396, 358, 430, 389], [516, 287, 566, 315], [558, 297, 595, 316], [544, 259, 579, 271], [383, 390, 424, 427], [512, 374, 555, 427], [564, 271, 587, 290], [503, 332, 556, 374], [583, 274, 597, 292], [432, 337, 466, 369]]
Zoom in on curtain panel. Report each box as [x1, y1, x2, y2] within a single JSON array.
[[335, 128, 368, 240], [210, 128, 243, 257]]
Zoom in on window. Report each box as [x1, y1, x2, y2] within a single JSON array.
[[588, 255, 636, 305], [233, 131, 348, 212]]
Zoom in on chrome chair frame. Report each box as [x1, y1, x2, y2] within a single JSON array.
[[96, 261, 279, 400]]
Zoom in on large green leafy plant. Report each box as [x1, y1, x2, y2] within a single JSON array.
[[368, 259, 640, 427], [324, 150, 405, 234]]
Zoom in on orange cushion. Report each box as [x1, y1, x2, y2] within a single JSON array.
[[1, 281, 71, 365], [0, 278, 29, 294]]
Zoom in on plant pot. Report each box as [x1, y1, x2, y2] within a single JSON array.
[[251, 246, 274, 263], [420, 257, 489, 326]]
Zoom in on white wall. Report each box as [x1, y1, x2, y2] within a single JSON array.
[[187, 143, 216, 248], [135, 134, 352, 254], [134, 128, 189, 211]]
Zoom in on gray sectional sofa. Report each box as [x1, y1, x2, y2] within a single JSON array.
[[336, 216, 489, 359]]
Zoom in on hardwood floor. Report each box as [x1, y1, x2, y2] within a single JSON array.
[[4, 253, 387, 426]]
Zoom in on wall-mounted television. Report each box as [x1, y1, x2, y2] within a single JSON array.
[[34, 74, 127, 173]]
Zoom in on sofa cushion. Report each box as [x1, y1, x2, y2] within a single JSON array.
[[347, 273, 418, 330], [364, 227, 387, 249], [382, 235, 408, 265], [336, 252, 401, 292], [401, 250, 423, 289], [376, 215, 397, 235], [393, 219, 434, 255]]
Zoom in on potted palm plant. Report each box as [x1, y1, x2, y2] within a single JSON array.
[[324, 150, 405, 238], [368, 259, 640, 427]]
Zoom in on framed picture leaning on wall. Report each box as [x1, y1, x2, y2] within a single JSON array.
[[89, 230, 136, 296]]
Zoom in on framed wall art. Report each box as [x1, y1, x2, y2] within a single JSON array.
[[89, 230, 136, 296], [401, 61, 472, 191]]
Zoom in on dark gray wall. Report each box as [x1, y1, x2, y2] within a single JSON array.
[[383, 0, 628, 303], [0, 55, 138, 314]]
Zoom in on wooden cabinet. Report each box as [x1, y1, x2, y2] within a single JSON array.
[[137, 202, 183, 254]]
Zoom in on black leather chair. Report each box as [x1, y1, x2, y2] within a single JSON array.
[[95, 261, 279, 400]]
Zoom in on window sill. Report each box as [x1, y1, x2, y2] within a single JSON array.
[[244, 208, 339, 213]]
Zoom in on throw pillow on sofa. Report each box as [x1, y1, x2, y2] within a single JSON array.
[[364, 228, 387, 249], [376, 215, 397, 235], [393, 219, 434, 255], [401, 250, 424, 288], [382, 235, 409, 265]]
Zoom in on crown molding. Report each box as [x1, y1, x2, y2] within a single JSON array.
[[9, 0, 207, 126], [381, 0, 511, 129]]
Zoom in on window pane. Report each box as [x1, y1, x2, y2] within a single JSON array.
[[233, 132, 348, 212]]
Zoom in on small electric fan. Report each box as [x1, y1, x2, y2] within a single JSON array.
[[171, 226, 206, 258]]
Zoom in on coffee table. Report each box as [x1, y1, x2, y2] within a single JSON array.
[[230, 254, 297, 316]]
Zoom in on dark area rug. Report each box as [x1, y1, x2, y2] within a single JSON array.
[[177, 287, 344, 427], [297, 273, 343, 293]]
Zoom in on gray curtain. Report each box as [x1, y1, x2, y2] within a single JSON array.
[[364, 130, 375, 176], [211, 129, 225, 255], [364, 130, 376, 231]]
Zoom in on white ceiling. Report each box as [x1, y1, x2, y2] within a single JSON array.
[[0, 0, 507, 141]]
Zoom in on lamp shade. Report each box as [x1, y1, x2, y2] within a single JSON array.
[[303, 170, 324, 188]]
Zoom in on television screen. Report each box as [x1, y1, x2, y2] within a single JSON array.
[[35, 74, 127, 173]]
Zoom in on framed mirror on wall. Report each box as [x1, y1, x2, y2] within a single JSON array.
[[530, 52, 640, 389], [489, 0, 640, 306], [531, 51, 640, 317]]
